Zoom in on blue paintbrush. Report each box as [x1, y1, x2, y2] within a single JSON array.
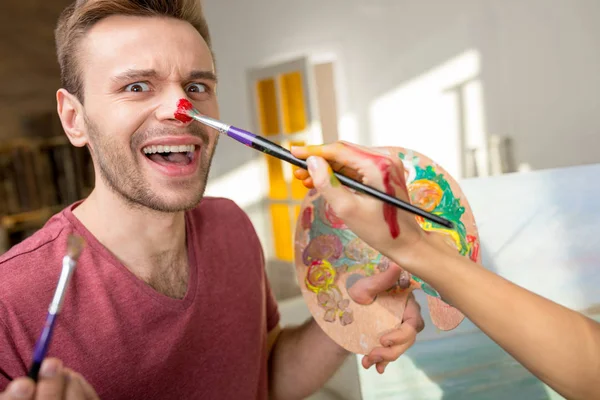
[[27, 234, 84, 381]]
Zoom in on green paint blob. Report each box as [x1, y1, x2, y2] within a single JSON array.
[[398, 151, 469, 256]]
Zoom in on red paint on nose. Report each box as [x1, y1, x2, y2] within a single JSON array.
[[175, 98, 194, 123]]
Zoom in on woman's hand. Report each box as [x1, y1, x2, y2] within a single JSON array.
[[291, 141, 428, 266]]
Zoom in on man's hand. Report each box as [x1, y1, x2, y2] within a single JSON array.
[[346, 259, 425, 374], [0, 358, 99, 400], [361, 293, 424, 374]]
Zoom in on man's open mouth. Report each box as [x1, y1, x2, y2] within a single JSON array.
[[142, 145, 196, 166]]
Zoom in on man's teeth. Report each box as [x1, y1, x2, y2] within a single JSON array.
[[143, 144, 196, 154]]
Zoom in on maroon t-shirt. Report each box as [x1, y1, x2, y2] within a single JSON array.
[[0, 197, 280, 399]]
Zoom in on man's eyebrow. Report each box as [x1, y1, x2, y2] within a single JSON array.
[[110, 69, 217, 84], [187, 70, 218, 83], [111, 69, 160, 83]]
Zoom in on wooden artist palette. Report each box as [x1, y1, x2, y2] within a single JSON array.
[[293, 146, 482, 354]]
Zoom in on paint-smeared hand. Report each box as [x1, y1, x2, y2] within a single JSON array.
[[291, 141, 426, 265], [0, 358, 99, 400], [362, 292, 424, 373]]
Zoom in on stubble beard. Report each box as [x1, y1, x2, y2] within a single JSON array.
[[84, 113, 218, 213]]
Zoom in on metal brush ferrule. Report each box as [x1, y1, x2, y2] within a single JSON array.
[[48, 256, 77, 314]]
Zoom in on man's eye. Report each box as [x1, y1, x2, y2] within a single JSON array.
[[186, 83, 207, 93], [124, 82, 151, 92]]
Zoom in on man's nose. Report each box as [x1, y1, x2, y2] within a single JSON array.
[[154, 89, 192, 125]]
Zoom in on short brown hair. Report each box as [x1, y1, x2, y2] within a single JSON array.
[[55, 0, 212, 102]]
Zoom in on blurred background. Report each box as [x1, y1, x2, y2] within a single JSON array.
[[1, 1, 598, 399]]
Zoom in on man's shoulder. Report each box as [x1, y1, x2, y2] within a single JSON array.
[[0, 212, 71, 264], [189, 196, 253, 226], [0, 211, 73, 294], [194, 196, 244, 212], [188, 196, 263, 254]]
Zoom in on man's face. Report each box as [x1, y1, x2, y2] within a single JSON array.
[[77, 15, 219, 212]]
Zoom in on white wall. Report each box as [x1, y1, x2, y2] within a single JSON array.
[[204, 0, 600, 182]]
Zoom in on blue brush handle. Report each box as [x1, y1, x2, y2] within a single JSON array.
[[27, 312, 58, 381]]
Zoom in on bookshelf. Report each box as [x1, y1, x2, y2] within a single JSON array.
[[0, 136, 94, 254]]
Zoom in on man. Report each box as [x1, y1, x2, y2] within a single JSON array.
[[0, 1, 424, 399]]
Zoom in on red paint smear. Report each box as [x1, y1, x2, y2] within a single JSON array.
[[345, 144, 404, 239], [467, 235, 479, 262], [381, 168, 400, 238], [301, 207, 313, 230], [175, 98, 194, 123]]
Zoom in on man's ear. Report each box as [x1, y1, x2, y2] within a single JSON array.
[[56, 88, 88, 148]]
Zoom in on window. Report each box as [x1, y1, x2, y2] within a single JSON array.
[[247, 57, 339, 262]]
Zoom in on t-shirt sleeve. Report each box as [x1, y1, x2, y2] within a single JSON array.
[[252, 221, 280, 333], [230, 198, 281, 332], [264, 272, 280, 332], [255, 239, 280, 332]]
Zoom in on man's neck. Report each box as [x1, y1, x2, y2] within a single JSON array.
[[73, 187, 190, 297]]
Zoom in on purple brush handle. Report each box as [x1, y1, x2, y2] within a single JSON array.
[[226, 126, 256, 147], [220, 121, 454, 229], [32, 312, 57, 362], [27, 312, 57, 380]]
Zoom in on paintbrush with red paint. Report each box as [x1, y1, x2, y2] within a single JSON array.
[[175, 99, 453, 229]]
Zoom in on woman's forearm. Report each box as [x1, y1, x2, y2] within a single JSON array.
[[396, 242, 600, 400]]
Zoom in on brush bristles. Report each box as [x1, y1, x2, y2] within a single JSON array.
[[66, 234, 85, 261]]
